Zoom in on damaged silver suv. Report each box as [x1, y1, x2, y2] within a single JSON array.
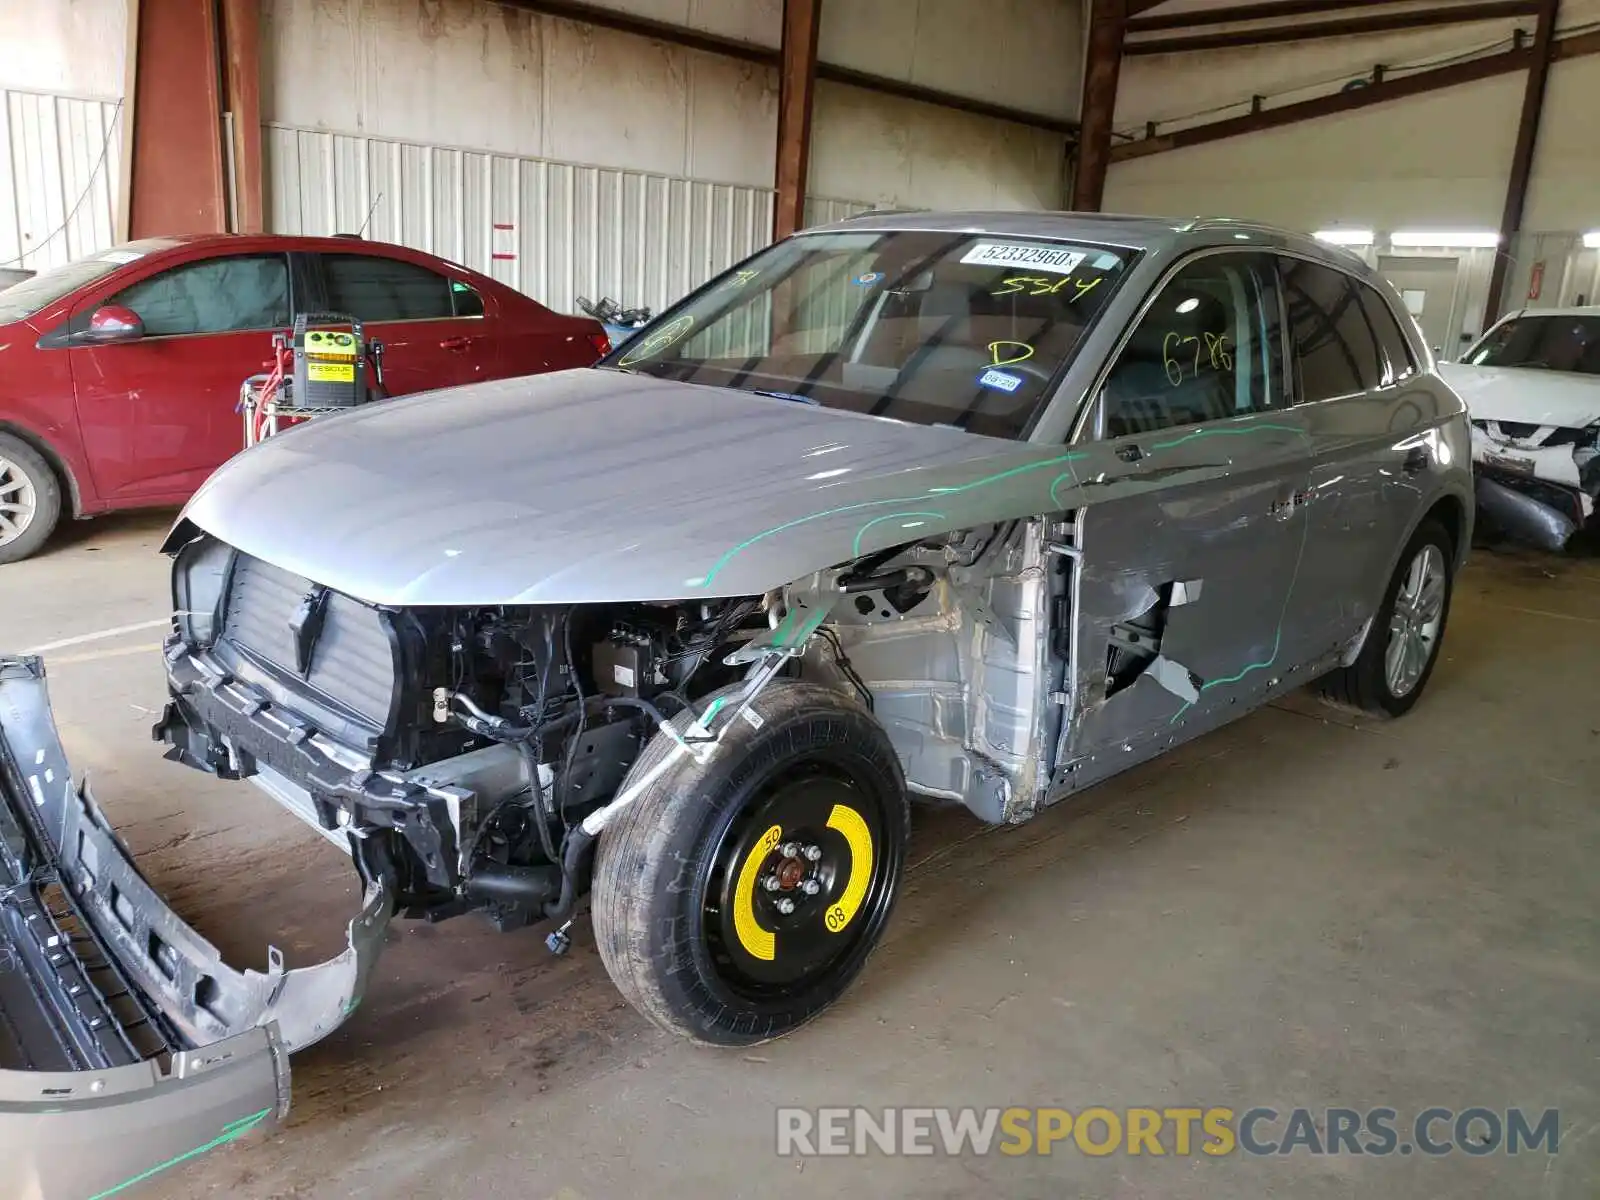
[[2, 213, 1472, 1193]]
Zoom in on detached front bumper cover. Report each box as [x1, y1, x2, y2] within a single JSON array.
[[1470, 421, 1600, 550], [0, 656, 393, 1200]]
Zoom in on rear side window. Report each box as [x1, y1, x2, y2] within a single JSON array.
[[111, 254, 290, 337], [322, 255, 456, 322], [1356, 284, 1417, 385], [1280, 258, 1385, 401]]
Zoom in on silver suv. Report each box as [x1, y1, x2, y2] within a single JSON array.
[[1, 213, 1472, 1194]]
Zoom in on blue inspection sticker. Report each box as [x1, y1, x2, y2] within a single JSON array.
[[978, 368, 1023, 393], [852, 271, 884, 287]]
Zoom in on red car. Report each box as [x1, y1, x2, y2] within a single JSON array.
[[0, 234, 608, 563]]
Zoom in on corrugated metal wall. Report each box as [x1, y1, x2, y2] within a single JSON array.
[[1503, 232, 1600, 311], [0, 88, 121, 272], [265, 123, 873, 317]]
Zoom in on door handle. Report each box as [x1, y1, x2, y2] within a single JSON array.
[[1401, 446, 1429, 475], [439, 335, 474, 351]]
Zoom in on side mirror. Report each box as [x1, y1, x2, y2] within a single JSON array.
[[81, 305, 145, 344]]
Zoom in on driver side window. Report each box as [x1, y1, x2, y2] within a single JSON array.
[[110, 254, 290, 337], [1098, 252, 1283, 438]]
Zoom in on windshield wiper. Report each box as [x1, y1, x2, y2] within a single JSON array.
[[749, 388, 820, 406]]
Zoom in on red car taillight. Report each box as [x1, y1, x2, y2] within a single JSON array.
[[587, 331, 612, 360]]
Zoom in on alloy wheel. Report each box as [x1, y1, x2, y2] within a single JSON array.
[[0, 455, 37, 547], [1385, 542, 1446, 698]]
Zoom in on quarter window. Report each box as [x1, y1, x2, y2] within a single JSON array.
[[450, 279, 485, 317], [322, 255, 458, 322], [1099, 252, 1284, 437], [1280, 258, 1385, 400], [110, 254, 290, 337]]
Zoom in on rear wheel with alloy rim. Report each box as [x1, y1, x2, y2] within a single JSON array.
[[1385, 541, 1447, 699], [0, 433, 62, 565], [1316, 517, 1455, 717], [593, 680, 908, 1045]]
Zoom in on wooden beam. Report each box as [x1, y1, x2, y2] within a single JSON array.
[[1131, 0, 1478, 33], [499, 0, 771, 63], [1073, 0, 1127, 211], [1114, 45, 1530, 160], [1552, 25, 1600, 58], [498, 0, 1075, 137], [1485, 0, 1559, 325], [127, 0, 227, 236], [114, 0, 140, 242], [774, 0, 820, 239], [1126, 1, 1538, 55], [1112, 27, 1600, 161], [817, 64, 1076, 135], [220, 0, 264, 233]]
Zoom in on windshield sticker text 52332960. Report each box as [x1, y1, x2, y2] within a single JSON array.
[[960, 243, 1087, 276]]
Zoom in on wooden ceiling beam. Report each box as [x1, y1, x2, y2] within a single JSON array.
[[1131, 0, 1482, 33], [1126, 1, 1539, 55]]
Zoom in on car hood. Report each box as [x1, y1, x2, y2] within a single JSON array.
[[1437, 361, 1600, 428], [179, 369, 1081, 605]]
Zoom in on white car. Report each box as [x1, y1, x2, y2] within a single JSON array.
[[1438, 306, 1600, 549]]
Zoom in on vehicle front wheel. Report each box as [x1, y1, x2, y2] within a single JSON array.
[[592, 680, 909, 1046], [1317, 517, 1454, 717], [0, 433, 62, 565]]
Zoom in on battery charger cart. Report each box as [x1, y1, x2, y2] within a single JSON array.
[[240, 313, 386, 447]]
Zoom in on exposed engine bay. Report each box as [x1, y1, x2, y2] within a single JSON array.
[[155, 518, 1065, 932]]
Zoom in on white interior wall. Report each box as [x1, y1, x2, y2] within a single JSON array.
[[809, 84, 1068, 211], [0, 0, 126, 271], [1524, 50, 1600, 231], [0, 0, 126, 98], [819, 0, 1080, 125], [264, 0, 1079, 213], [1105, 75, 1525, 229], [1107, 2, 1600, 236], [810, 0, 1079, 211], [262, 0, 779, 188], [1106, 17, 1532, 229]]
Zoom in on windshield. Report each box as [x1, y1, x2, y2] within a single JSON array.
[[602, 229, 1135, 439], [1465, 313, 1600, 375], [0, 248, 152, 323]]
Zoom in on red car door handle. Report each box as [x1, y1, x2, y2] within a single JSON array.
[[439, 336, 473, 351]]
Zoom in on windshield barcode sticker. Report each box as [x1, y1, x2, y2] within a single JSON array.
[[960, 243, 1087, 275]]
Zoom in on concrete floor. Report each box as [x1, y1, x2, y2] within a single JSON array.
[[5, 511, 1598, 1199]]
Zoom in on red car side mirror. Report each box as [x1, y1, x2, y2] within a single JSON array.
[[81, 305, 145, 344]]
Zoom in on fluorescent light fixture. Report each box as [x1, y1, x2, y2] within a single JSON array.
[[1584, 230, 1600, 249], [1176, 298, 1199, 314], [1315, 229, 1374, 246], [1390, 230, 1500, 248]]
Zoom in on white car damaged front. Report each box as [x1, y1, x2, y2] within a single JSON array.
[[1439, 306, 1600, 550]]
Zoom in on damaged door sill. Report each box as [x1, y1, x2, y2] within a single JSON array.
[[0, 655, 393, 1199]]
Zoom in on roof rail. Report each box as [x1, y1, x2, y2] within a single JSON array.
[[839, 207, 929, 221]]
